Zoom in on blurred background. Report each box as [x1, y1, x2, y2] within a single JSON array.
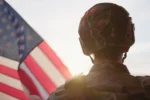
[[6, 0, 150, 75]]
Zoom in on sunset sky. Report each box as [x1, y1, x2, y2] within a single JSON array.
[[6, 0, 150, 75]]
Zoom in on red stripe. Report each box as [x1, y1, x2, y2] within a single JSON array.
[[0, 65, 19, 79], [24, 55, 57, 93], [0, 83, 29, 100], [39, 41, 72, 79], [18, 68, 41, 98]]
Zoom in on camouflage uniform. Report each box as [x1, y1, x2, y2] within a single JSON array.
[[48, 3, 150, 100], [48, 62, 150, 100]]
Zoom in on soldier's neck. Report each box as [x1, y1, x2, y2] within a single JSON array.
[[93, 57, 123, 64]]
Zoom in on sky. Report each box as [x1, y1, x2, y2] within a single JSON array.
[[6, 0, 150, 76]]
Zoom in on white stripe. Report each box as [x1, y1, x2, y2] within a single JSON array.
[[22, 85, 41, 100], [22, 84, 42, 100], [22, 84, 30, 97], [30, 47, 66, 87], [0, 92, 19, 100], [0, 73, 24, 91], [0, 56, 19, 70], [20, 63, 48, 100]]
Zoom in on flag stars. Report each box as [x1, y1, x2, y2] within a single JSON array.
[[6, 42, 11, 47], [19, 54, 23, 58], [0, 12, 2, 16], [11, 32, 15, 37], [13, 49, 17, 53], [0, 46, 3, 50], [4, 8, 8, 12], [6, 25, 11, 30], [12, 49, 17, 54], [27, 34, 33, 40], [20, 36, 24, 41], [15, 38, 19, 44], [3, 36, 7, 40], [0, 1, 4, 6], [20, 45, 25, 50], [0, 28, 3, 33], [8, 15, 12, 20], [2, 18, 6, 23]]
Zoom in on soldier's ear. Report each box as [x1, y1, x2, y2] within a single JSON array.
[[79, 38, 90, 55]]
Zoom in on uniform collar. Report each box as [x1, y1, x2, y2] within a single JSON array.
[[89, 61, 130, 74]]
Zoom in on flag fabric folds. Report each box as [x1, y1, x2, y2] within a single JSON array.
[[0, 0, 72, 100]]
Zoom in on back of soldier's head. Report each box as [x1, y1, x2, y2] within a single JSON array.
[[78, 3, 135, 60]]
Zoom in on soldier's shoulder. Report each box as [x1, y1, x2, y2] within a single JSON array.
[[136, 75, 150, 84], [136, 75, 150, 99], [47, 73, 85, 100], [47, 84, 66, 100]]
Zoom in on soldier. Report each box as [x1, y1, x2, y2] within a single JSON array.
[[48, 3, 150, 100]]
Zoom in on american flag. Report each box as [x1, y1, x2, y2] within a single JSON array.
[[0, 0, 72, 100]]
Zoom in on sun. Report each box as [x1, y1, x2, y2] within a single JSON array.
[[68, 63, 92, 76], [69, 68, 85, 76]]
